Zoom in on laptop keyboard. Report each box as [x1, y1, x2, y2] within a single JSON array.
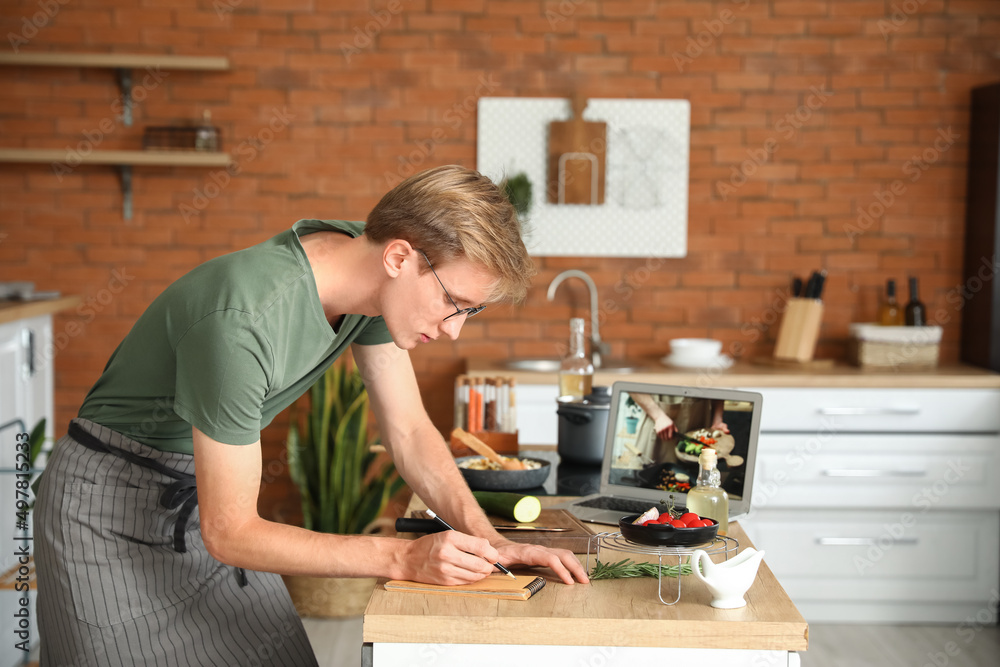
[[573, 496, 659, 514]]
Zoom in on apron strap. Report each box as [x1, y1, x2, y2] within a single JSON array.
[[67, 422, 250, 587]]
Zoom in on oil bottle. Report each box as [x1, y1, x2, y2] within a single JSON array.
[[558, 317, 593, 400], [686, 448, 729, 535]]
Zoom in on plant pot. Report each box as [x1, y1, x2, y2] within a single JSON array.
[[280, 517, 394, 618], [282, 574, 377, 618]]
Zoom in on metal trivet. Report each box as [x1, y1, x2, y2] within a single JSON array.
[[587, 532, 739, 605]]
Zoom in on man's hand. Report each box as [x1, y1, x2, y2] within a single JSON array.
[[653, 414, 676, 439], [493, 540, 590, 584], [710, 421, 730, 434], [401, 531, 498, 585]]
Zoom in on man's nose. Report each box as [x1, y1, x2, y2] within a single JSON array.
[[440, 315, 465, 341]]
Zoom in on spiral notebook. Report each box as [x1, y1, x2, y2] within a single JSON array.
[[383, 574, 546, 601]]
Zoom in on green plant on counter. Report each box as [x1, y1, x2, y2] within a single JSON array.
[[286, 358, 406, 535], [502, 172, 533, 220]]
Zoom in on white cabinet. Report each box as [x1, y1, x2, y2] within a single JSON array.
[[0, 314, 53, 667], [741, 387, 1000, 624], [506, 378, 1000, 623], [514, 384, 560, 445]]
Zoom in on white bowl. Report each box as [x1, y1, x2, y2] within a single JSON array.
[[669, 338, 723, 361]]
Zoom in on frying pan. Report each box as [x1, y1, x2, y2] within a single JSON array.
[[455, 456, 551, 491]]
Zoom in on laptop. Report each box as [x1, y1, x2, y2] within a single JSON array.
[[563, 381, 763, 525]]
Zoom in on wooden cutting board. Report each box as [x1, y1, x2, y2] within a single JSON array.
[[547, 96, 606, 205], [409, 508, 596, 553]]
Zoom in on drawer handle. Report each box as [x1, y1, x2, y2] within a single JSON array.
[[816, 537, 920, 547], [817, 406, 921, 416], [822, 469, 927, 478]]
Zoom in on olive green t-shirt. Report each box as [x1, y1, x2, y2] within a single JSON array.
[[78, 219, 394, 454]]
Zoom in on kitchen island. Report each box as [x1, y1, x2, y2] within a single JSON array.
[[363, 497, 808, 667], [461, 359, 1000, 624]]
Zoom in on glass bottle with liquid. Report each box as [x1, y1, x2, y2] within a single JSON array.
[[878, 279, 905, 326], [686, 448, 729, 535], [905, 276, 927, 326], [194, 110, 219, 152], [558, 317, 593, 400]]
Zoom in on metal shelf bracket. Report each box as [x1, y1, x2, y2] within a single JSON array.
[[117, 164, 133, 220], [115, 67, 133, 127]]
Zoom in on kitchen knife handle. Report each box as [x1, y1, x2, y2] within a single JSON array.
[[394, 518, 447, 534]]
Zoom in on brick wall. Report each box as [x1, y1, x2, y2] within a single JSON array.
[[2, 0, 999, 516]]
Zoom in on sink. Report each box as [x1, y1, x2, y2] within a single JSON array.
[[500, 359, 646, 373], [502, 358, 561, 372], [594, 361, 647, 373]]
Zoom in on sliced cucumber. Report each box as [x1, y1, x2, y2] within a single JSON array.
[[472, 491, 542, 523]]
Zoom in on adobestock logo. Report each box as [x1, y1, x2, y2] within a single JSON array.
[[179, 106, 295, 223], [715, 85, 832, 201], [339, 0, 415, 63], [844, 126, 959, 242], [672, 0, 751, 72], [7, 0, 69, 53]]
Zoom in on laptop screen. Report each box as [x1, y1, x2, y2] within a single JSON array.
[[600, 382, 763, 518]]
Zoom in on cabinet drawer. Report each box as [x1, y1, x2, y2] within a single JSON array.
[[743, 509, 1000, 605], [749, 388, 1000, 433], [752, 433, 1000, 509]]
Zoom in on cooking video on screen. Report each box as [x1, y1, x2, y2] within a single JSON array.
[[608, 391, 753, 499]]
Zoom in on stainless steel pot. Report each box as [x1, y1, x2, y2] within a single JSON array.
[[556, 386, 611, 464]]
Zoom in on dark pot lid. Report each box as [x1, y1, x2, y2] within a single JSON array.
[[556, 385, 611, 410]]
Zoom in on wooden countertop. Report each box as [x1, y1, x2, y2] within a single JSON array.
[[363, 497, 808, 651], [0, 296, 81, 326], [467, 358, 1000, 389]]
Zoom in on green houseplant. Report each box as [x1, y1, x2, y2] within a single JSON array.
[[502, 172, 533, 220], [282, 357, 406, 616]]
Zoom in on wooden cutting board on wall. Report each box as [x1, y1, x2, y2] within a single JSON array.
[[547, 96, 606, 205]]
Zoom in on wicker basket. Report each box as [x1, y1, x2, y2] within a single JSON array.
[[280, 517, 394, 617], [282, 575, 377, 618], [848, 323, 942, 369]]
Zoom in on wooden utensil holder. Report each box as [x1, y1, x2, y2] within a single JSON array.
[[773, 298, 823, 362], [449, 430, 519, 458]]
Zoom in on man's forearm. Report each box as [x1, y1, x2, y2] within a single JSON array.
[[204, 515, 412, 579], [386, 421, 503, 543]]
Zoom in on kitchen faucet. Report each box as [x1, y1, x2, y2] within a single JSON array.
[[546, 270, 611, 368]]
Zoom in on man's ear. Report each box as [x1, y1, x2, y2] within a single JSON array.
[[382, 239, 413, 279]]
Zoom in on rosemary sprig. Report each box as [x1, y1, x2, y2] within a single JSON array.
[[590, 558, 693, 580]]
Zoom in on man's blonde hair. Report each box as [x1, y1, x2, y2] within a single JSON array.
[[365, 165, 535, 303]]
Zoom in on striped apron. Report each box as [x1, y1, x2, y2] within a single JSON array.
[[34, 419, 319, 666]]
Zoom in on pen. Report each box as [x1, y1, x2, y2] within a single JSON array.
[[426, 509, 516, 579]]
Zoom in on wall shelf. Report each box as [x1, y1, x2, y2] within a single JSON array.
[[0, 149, 231, 220], [0, 148, 230, 167], [1, 51, 232, 221], [0, 51, 229, 127], [0, 51, 229, 70]]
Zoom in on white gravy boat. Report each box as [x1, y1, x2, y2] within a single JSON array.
[[691, 547, 765, 609]]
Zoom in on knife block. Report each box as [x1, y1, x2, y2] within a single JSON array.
[[773, 298, 824, 362]]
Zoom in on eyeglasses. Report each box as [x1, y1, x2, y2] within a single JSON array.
[[416, 250, 487, 322]]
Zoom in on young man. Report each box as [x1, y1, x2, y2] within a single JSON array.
[[35, 165, 589, 666]]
